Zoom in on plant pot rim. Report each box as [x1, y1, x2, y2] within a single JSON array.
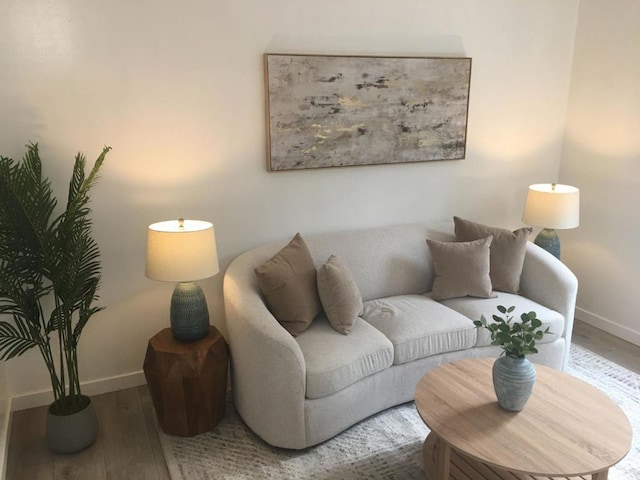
[[48, 394, 92, 416]]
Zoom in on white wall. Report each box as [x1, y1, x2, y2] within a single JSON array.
[[0, 0, 578, 404], [560, 0, 640, 346]]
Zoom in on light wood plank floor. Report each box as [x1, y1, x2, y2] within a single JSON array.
[[6, 320, 640, 480], [6, 386, 170, 480]]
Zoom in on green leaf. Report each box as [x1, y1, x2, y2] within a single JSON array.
[[496, 332, 511, 343], [0, 320, 38, 360], [475, 304, 547, 358], [0, 144, 56, 285]]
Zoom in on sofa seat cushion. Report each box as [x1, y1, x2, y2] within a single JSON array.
[[361, 295, 477, 365], [295, 316, 393, 399], [439, 292, 564, 347]]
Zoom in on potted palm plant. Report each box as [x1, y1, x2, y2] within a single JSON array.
[[474, 305, 550, 412], [0, 142, 110, 453]]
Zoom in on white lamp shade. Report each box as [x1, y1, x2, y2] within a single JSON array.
[[145, 219, 219, 282], [522, 184, 580, 229]]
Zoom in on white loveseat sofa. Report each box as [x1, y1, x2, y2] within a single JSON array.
[[223, 223, 578, 449]]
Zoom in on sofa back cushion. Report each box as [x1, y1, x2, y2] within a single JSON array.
[[235, 224, 452, 307], [453, 216, 532, 293], [303, 224, 448, 301]]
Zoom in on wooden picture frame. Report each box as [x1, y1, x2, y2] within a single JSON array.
[[264, 53, 472, 171]]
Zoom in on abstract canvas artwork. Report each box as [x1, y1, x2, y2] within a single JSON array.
[[264, 54, 472, 171]]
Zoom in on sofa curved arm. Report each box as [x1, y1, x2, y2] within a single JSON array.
[[223, 252, 308, 448], [519, 242, 578, 370]]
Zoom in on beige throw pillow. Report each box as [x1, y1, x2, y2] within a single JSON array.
[[427, 236, 495, 301], [453, 216, 532, 293], [255, 233, 321, 336], [317, 255, 363, 335]]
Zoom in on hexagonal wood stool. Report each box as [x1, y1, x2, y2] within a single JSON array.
[[143, 325, 228, 436]]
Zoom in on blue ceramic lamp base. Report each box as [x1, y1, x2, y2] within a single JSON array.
[[533, 228, 561, 259], [170, 282, 209, 342]]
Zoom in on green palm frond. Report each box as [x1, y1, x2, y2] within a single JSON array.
[[73, 306, 105, 345], [0, 265, 51, 330], [50, 226, 101, 306], [45, 305, 65, 334], [49, 147, 110, 307], [73, 275, 104, 339], [67, 152, 86, 207], [0, 143, 110, 409], [65, 146, 110, 214], [0, 143, 57, 284], [0, 317, 39, 360]]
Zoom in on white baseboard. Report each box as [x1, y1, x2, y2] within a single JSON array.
[[0, 396, 12, 480], [10, 371, 147, 412], [576, 307, 640, 347]]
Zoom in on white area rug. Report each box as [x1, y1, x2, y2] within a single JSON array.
[[157, 345, 640, 479]]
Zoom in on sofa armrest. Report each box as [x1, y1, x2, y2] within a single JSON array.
[[223, 255, 308, 448], [519, 242, 578, 370]]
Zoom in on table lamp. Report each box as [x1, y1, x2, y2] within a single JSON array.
[[522, 183, 579, 259], [145, 218, 219, 342]]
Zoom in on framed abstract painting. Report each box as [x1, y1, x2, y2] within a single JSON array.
[[264, 53, 472, 171]]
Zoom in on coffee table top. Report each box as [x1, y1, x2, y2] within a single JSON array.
[[415, 357, 632, 477]]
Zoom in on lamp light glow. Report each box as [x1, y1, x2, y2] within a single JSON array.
[[522, 184, 579, 259]]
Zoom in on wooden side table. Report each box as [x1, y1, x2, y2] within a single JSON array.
[[143, 325, 228, 436]]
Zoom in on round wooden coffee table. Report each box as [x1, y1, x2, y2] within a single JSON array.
[[415, 357, 632, 480]]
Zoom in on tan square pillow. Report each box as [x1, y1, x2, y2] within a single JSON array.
[[255, 233, 321, 336], [453, 216, 532, 293], [427, 236, 495, 301], [317, 255, 363, 335]]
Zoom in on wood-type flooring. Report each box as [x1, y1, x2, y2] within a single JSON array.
[[6, 320, 640, 479]]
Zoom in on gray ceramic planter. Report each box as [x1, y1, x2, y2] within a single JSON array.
[[46, 396, 98, 454], [492, 355, 536, 412]]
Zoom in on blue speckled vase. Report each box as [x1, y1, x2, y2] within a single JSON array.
[[170, 281, 209, 342], [492, 355, 536, 412], [533, 228, 561, 259]]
